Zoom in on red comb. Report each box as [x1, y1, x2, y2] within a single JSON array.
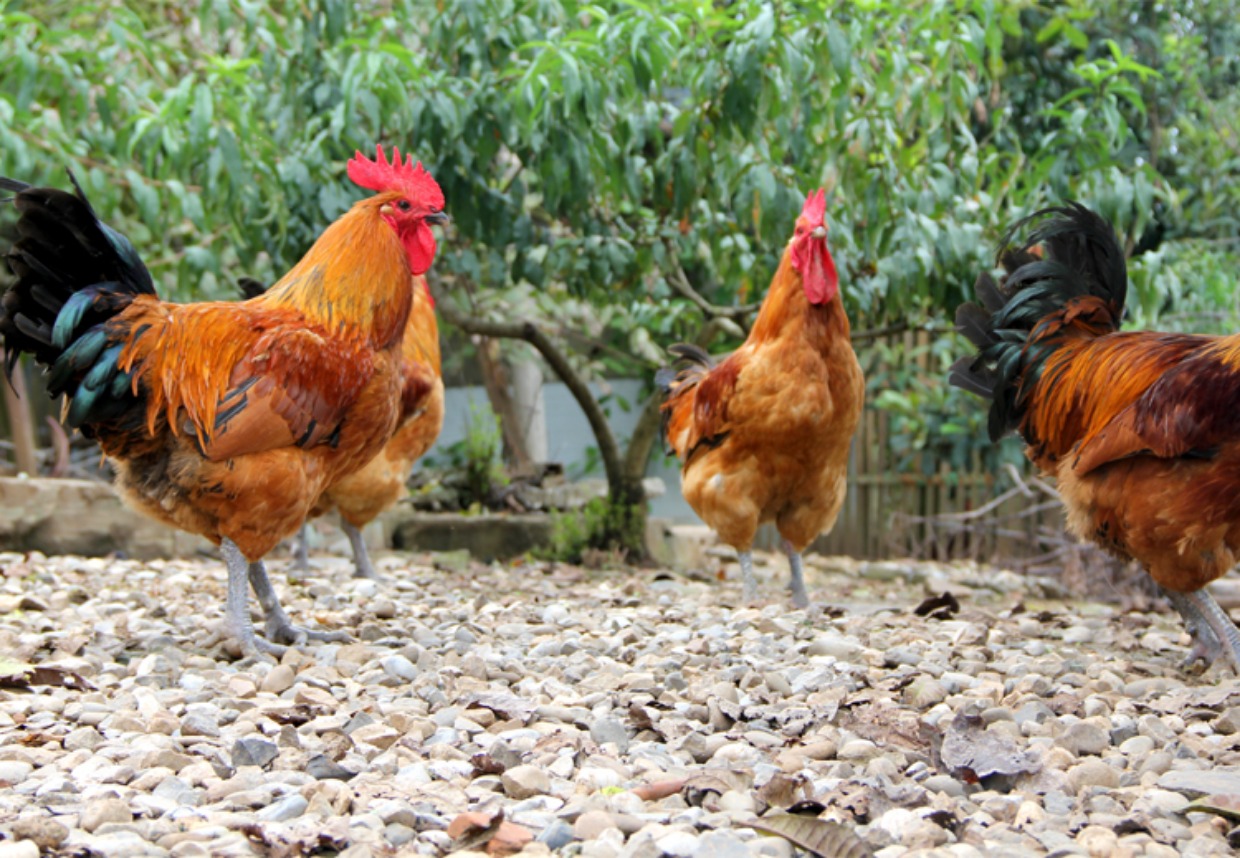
[[800, 188, 826, 227], [347, 145, 444, 210]]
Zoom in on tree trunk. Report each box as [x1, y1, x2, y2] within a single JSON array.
[[3, 363, 39, 476], [474, 338, 534, 474]]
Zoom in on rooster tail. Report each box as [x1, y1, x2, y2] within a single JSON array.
[[0, 172, 156, 428], [656, 342, 718, 453], [950, 203, 1128, 441], [656, 342, 715, 395]]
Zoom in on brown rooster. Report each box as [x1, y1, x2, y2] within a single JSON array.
[[0, 146, 446, 655], [300, 274, 444, 579], [658, 190, 865, 607], [951, 203, 1240, 670]]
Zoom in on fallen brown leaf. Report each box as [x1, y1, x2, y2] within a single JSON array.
[[0, 658, 94, 691], [1185, 794, 1240, 822], [746, 813, 874, 858]]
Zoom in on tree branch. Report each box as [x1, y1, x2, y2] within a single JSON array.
[[663, 239, 761, 324], [436, 300, 633, 502]]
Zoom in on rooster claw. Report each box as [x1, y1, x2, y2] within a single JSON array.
[[263, 615, 351, 647]]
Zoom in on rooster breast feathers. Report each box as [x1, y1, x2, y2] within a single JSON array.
[[114, 298, 380, 461]]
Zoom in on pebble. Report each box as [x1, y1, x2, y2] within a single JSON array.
[[261, 664, 296, 694], [255, 794, 308, 822], [501, 764, 551, 798], [0, 842, 40, 858], [231, 737, 279, 768], [0, 552, 1236, 857], [78, 798, 133, 833]]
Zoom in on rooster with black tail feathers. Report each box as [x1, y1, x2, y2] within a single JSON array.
[[0, 148, 446, 656], [952, 203, 1240, 672]]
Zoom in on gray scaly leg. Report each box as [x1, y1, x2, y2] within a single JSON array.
[[1177, 588, 1240, 673], [290, 522, 311, 574], [1164, 588, 1222, 668], [740, 551, 758, 603], [221, 538, 286, 657], [343, 521, 380, 580], [782, 538, 809, 609], [247, 560, 350, 646]]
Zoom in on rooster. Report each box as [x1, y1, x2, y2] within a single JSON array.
[[0, 146, 446, 656], [951, 203, 1240, 671], [299, 274, 444, 579], [658, 190, 865, 607]]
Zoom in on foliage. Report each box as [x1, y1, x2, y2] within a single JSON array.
[[542, 496, 645, 565], [430, 402, 507, 510], [1, 0, 1238, 492]]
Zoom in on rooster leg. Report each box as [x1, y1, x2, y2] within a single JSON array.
[[740, 551, 758, 603], [1164, 589, 1223, 668], [290, 523, 311, 574], [782, 539, 810, 609], [221, 538, 287, 657], [247, 560, 351, 646], [1176, 588, 1240, 673], [343, 521, 380, 580]]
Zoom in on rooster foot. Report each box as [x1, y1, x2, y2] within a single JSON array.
[[1165, 586, 1240, 673], [247, 555, 351, 648], [263, 613, 351, 647], [237, 627, 289, 658], [1179, 633, 1221, 671]]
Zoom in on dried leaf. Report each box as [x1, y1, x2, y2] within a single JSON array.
[[446, 809, 532, 856], [471, 753, 507, 776], [0, 658, 95, 691], [746, 814, 874, 858], [756, 772, 811, 811], [241, 821, 349, 858], [466, 692, 537, 723], [1185, 794, 1240, 822], [914, 591, 960, 620], [265, 704, 321, 726], [939, 712, 1040, 788], [448, 809, 504, 849], [628, 703, 656, 731]]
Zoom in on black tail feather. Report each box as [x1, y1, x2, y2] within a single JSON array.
[[0, 175, 153, 426], [950, 202, 1128, 440]]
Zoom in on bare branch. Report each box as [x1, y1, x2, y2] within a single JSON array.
[[662, 240, 761, 324]]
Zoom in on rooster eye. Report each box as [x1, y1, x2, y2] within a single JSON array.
[[396, 200, 412, 212]]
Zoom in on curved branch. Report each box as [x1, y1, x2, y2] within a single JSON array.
[[663, 239, 761, 325], [623, 393, 664, 489]]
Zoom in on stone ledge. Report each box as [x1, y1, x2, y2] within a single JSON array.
[[0, 476, 212, 559], [388, 511, 554, 561]]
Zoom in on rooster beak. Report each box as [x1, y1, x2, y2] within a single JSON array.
[[380, 204, 394, 216], [425, 211, 450, 225], [811, 226, 827, 239]]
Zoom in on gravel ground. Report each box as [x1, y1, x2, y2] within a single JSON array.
[[2, 548, 1240, 858]]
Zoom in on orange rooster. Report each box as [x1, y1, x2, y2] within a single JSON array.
[[298, 273, 444, 579], [658, 190, 865, 607], [0, 147, 446, 656], [951, 204, 1240, 670]]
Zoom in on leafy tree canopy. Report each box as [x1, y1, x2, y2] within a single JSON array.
[[1, 0, 1238, 478]]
